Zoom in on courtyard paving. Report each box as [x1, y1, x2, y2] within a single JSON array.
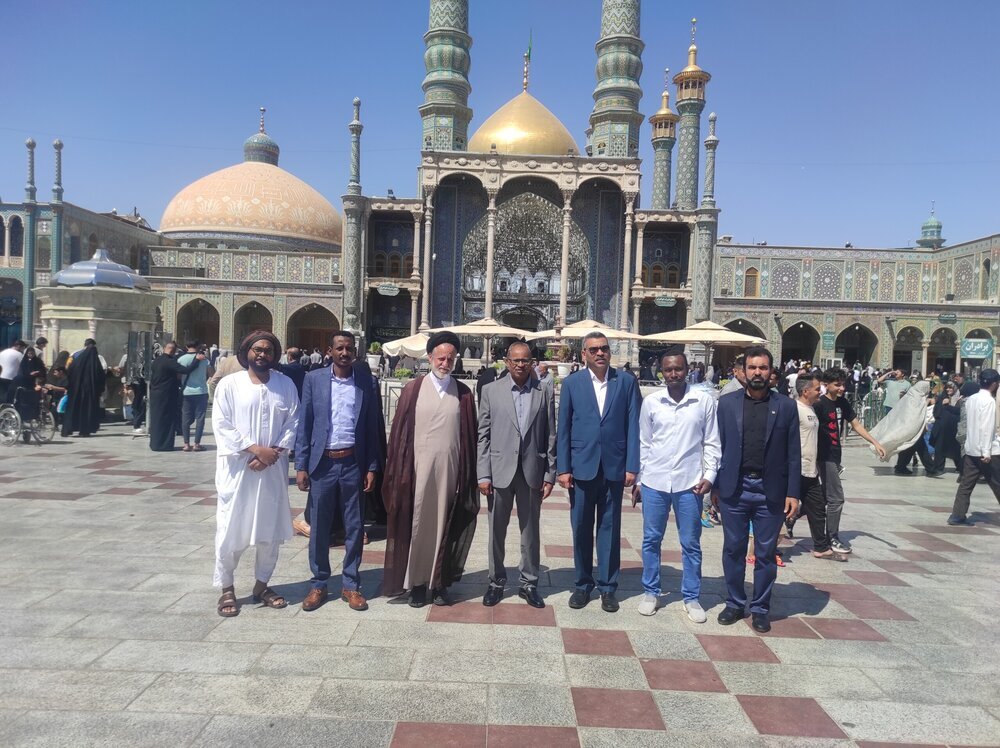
[[0, 420, 998, 747]]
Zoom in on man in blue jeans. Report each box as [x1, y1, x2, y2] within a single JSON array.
[[635, 350, 720, 621], [178, 340, 212, 451]]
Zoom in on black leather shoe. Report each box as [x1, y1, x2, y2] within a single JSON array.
[[408, 585, 427, 608], [751, 613, 771, 633], [519, 586, 544, 608], [483, 585, 504, 607], [717, 606, 746, 625], [568, 589, 590, 609], [600, 592, 620, 613], [432, 587, 452, 606]]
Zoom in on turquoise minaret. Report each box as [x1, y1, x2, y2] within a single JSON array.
[[701, 112, 719, 209], [25, 137, 36, 203], [342, 97, 367, 335], [587, 0, 644, 158], [419, 0, 472, 151], [243, 107, 280, 165], [673, 19, 710, 210], [648, 69, 678, 209], [23, 138, 38, 336], [50, 139, 64, 273], [916, 203, 945, 249]]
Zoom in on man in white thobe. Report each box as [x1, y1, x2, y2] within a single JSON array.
[[212, 331, 299, 617]]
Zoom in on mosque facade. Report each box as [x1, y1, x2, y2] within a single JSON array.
[[1, 0, 996, 370]]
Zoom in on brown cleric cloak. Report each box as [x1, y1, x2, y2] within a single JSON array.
[[382, 374, 479, 597]]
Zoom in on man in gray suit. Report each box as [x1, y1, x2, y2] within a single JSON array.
[[477, 341, 557, 608]]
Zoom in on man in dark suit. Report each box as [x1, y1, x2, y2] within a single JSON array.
[[477, 341, 557, 608], [557, 331, 641, 613], [279, 346, 307, 399], [712, 346, 800, 632], [294, 331, 384, 612]]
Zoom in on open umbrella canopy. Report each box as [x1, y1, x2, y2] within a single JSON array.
[[641, 320, 766, 346], [428, 317, 529, 338], [381, 332, 429, 358], [526, 318, 642, 341]]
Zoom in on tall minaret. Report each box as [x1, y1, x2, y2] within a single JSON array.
[[673, 19, 710, 210], [342, 98, 366, 337], [587, 0, 644, 158], [693, 113, 720, 322], [25, 138, 36, 203], [701, 113, 719, 209], [419, 0, 472, 151], [50, 139, 64, 273], [648, 69, 678, 209]]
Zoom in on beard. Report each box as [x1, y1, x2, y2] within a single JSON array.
[[248, 360, 271, 375], [747, 376, 768, 390], [431, 367, 452, 380]]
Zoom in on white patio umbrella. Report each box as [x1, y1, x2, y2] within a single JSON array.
[[381, 332, 430, 358], [641, 320, 766, 346], [526, 318, 642, 341], [428, 317, 529, 338]]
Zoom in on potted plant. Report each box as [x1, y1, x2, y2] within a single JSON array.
[[553, 344, 574, 377], [395, 367, 413, 380], [366, 342, 382, 370]]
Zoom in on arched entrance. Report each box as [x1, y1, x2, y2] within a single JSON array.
[[836, 323, 878, 366], [893, 326, 924, 372], [286, 303, 339, 354], [928, 327, 958, 374], [724, 319, 766, 339], [175, 299, 220, 346], [234, 301, 273, 345], [781, 321, 819, 364], [0, 278, 24, 347], [499, 306, 547, 333]]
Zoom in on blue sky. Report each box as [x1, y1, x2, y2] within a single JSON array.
[[3, 1, 997, 248]]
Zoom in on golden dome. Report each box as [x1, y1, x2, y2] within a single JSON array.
[[160, 161, 342, 246], [468, 91, 577, 157]]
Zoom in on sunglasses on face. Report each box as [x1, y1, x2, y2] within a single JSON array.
[[586, 345, 610, 354]]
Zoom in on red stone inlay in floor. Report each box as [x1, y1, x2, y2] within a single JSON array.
[[424, 598, 557, 627], [737, 695, 846, 738], [836, 598, 916, 621], [641, 658, 727, 692], [845, 570, 909, 587], [100, 469, 160, 477], [562, 629, 635, 657], [696, 634, 780, 663], [195, 497, 218, 506], [175, 489, 216, 498], [87, 459, 129, 469], [872, 560, 929, 574], [488, 726, 579, 748], [894, 531, 970, 553], [154, 483, 195, 490], [492, 601, 557, 627], [1, 490, 86, 501], [844, 497, 911, 505], [391, 722, 487, 748], [426, 600, 493, 624], [619, 538, 632, 550], [804, 617, 887, 641], [545, 545, 576, 558], [661, 549, 683, 563], [910, 523, 997, 536], [854, 742, 947, 748], [361, 550, 385, 566], [742, 616, 820, 639], [571, 687, 666, 730], [619, 559, 644, 571], [893, 549, 951, 563], [541, 503, 571, 511], [133, 474, 172, 482], [102, 486, 147, 495], [812, 582, 883, 602]]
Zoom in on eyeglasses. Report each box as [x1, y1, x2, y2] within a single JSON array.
[[586, 345, 610, 354], [250, 347, 274, 357], [506, 358, 533, 366]]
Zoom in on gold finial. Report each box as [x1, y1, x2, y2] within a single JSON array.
[[691, 18, 697, 44], [259, 106, 266, 133], [522, 51, 530, 92], [663, 67, 670, 92], [931, 199, 936, 216]]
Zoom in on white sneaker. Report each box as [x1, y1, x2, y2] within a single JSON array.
[[637, 593, 659, 616], [684, 600, 707, 623]]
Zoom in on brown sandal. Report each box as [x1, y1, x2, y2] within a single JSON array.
[[217, 588, 239, 617], [252, 583, 287, 609]]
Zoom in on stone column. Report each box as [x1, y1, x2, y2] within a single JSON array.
[[483, 192, 498, 319], [955, 341, 962, 375], [411, 214, 422, 281], [419, 195, 434, 331], [3, 224, 9, 260], [558, 193, 574, 328], [633, 222, 645, 285], [920, 341, 930, 376], [619, 196, 636, 330], [409, 288, 419, 336], [49, 319, 59, 361]]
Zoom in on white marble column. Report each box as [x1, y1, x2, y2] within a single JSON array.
[[3, 224, 10, 260], [633, 223, 645, 285], [483, 193, 498, 319], [619, 196, 635, 330], [920, 341, 930, 376], [558, 193, 574, 328], [411, 215, 422, 281], [419, 196, 434, 331], [409, 288, 419, 336]]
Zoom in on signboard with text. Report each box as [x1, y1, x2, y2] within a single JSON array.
[[960, 338, 994, 359]]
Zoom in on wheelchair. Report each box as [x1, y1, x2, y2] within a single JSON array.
[[0, 387, 56, 446]]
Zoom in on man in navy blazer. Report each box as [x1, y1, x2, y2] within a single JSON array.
[[295, 331, 384, 612], [712, 346, 800, 633], [557, 331, 641, 613]]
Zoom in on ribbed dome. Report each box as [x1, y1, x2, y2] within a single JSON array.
[[468, 91, 577, 157], [159, 161, 342, 247]]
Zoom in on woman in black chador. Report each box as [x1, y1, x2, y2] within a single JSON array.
[[148, 341, 205, 452], [61, 340, 105, 437]]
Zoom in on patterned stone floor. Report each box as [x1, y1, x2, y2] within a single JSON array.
[[0, 422, 998, 747]]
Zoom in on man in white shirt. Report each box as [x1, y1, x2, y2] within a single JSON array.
[[948, 368, 1000, 526], [636, 351, 720, 620], [0, 340, 27, 402]]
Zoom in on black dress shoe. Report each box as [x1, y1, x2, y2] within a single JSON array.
[[519, 586, 544, 608], [432, 587, 452, 606], [568, 589, 590, 609], [751, 613, 771, 633], [408, 585, 427, 608], [483, 585, 504, 607], [717, 606, 746, 625], [600, 592, 620, 613]]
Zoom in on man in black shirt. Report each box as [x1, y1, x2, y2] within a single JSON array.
[[816, 369, 886, 554]]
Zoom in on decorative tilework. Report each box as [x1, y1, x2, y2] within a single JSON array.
[[812, 262, 842, 300], [878, 265, 895, 301], [770, 261, 800, 299], [904, 266, 920, 303]]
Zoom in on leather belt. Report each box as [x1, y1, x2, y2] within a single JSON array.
[[324, 447, 355, 459], [742, 470, 762, 479]]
